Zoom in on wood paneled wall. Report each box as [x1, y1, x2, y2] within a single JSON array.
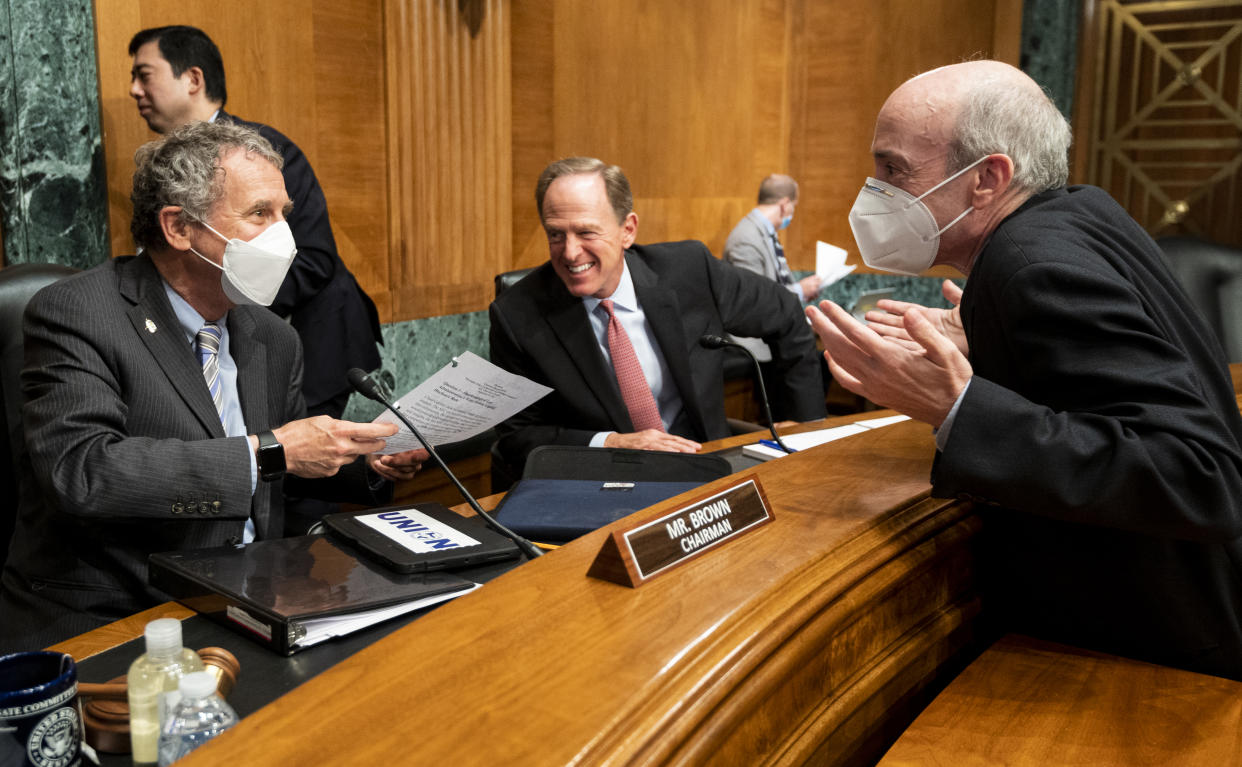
[[385, 0, 511, 319], [96, 0, 1021, 323]]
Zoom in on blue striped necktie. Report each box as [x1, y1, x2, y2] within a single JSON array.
[[195, 322, 225, 421], [771, 233, 794, 285]]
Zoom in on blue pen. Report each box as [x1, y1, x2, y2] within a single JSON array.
[[758, 439, 796, 453]]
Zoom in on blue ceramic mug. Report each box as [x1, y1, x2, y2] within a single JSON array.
[[0, 651, 81, 767]]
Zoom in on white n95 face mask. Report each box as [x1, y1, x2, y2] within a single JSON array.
[[191, 220, 298, 306], [848, 156, 987, 276]]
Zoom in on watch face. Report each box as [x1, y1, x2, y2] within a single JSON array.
[[258, 435, 285, 480]]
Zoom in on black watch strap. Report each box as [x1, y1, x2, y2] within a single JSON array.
[[256, 430, 286, 482]]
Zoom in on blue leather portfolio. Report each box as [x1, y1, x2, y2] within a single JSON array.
[[492, 479, 705, 543]]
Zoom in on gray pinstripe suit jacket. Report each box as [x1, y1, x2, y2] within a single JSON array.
[[0, 254, 377, 650]]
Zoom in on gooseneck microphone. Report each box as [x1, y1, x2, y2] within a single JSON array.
[[347, 368, 543, 559], [698, 335, 794, 454]]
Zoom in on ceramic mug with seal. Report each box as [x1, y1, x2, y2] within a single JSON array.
[[0, 651, 81, 767]]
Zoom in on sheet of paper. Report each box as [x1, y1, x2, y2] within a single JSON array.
[[743, 413, 913, 460], [854, 414, 910, 429], [783, 423, 871, 451], [815, 241, 857, 287], [372, 351, 552, 454], [294, 583, 482, 648]]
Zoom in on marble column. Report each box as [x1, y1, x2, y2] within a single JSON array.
[[0, 0, 109, 268], [1021, 0, 1080, 118]]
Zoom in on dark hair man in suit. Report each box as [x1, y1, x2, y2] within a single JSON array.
[[128, 25, 382, 423], [0, 121, 425, 652], [808, 60, 1242, 680], [489, 157, 825, 473]]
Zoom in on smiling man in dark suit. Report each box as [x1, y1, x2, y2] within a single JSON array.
[[0, 121, 424, 652], [489, 157, 824, 473]]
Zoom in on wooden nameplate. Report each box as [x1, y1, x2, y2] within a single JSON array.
[[587, 475, 773, 587]]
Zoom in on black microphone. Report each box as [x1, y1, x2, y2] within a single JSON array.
[[347, 368, 543, 559], [698, 335, 794, 454]]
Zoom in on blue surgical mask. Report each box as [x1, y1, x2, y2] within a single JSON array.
[[779, 214, 793, 230]]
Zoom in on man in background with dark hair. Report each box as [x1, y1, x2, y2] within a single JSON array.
[[129, 25, 385, 533], [128, 25, 382, 423]]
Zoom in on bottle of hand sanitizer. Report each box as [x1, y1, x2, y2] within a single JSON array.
[[127, 618, 204, 766]]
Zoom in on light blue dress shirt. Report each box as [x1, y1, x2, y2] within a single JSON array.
[[582, 262, 686, 446], [163, 282, 258, 542]]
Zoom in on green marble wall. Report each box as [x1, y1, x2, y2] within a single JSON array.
[[1021, 0, 1080, 117], [0, 0, 110, 268]]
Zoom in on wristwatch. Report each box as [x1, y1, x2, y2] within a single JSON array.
[[256, 430, 286, 482]]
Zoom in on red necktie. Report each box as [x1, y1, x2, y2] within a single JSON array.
[[600, 299, 664, 432]]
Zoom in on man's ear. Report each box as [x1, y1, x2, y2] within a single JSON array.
[[158, 206, 194, 251], [972, 154, 1015, 209], [620, 211, 639, 249], [184, 66, 206, 98]]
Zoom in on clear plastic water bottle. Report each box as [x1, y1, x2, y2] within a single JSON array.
[[156, 671, 238, 765], [127, 618, 204, 765]]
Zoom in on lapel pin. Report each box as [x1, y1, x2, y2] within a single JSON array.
[[145, 318, 157, 334]]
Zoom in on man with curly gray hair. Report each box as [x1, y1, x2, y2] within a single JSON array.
[[807, 60, 1242, 680], [0, 121, 426, 651]]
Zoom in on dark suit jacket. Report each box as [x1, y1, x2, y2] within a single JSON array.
[[489, 241, 825, 471], [934, 185, 1242, 680], [0, 255, 381, 650], [220, 112, 381, 413]]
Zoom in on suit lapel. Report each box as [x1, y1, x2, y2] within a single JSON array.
[[543, 274, 633, 430], [629, 254, 707, 438], [119, 256, 225, 438], [229, 309, 270, 433], [229, 308, 275, 537]]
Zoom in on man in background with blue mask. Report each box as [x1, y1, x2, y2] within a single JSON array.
[[0, 121, 427, 653], [807, 60, 1242, 680], [723, 175, 822, 301]]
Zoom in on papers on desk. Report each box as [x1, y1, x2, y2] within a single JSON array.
[[741, 414, 911, 461], [815, 241, 857, 288], [294, 584, 481, 649], [373, 351, 552, 454]]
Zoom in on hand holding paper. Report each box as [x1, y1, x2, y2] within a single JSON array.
[[371, 352, 552, 454]]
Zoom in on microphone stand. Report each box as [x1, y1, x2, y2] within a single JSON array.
[[348, 369, 543, 559], [698, 335, 795, 454]]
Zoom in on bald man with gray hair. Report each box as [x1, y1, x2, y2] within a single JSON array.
[[808, 60, 1242, 680]]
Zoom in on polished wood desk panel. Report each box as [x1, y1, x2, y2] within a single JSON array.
[[144, 416, 977, 766], [877, 634, 1242, 766]]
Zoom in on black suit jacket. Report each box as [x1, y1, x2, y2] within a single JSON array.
[[220, 112, 381, 412], [489, 241, 824, 470], [0, 255, 382, 650], [933, 185, 1242, 679]]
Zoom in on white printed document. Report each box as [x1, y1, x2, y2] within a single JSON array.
[[372, 351, 552, 454], [816, 241, 857, 287]]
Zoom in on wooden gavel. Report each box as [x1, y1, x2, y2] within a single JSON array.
[[76, 646, 240, 754]]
